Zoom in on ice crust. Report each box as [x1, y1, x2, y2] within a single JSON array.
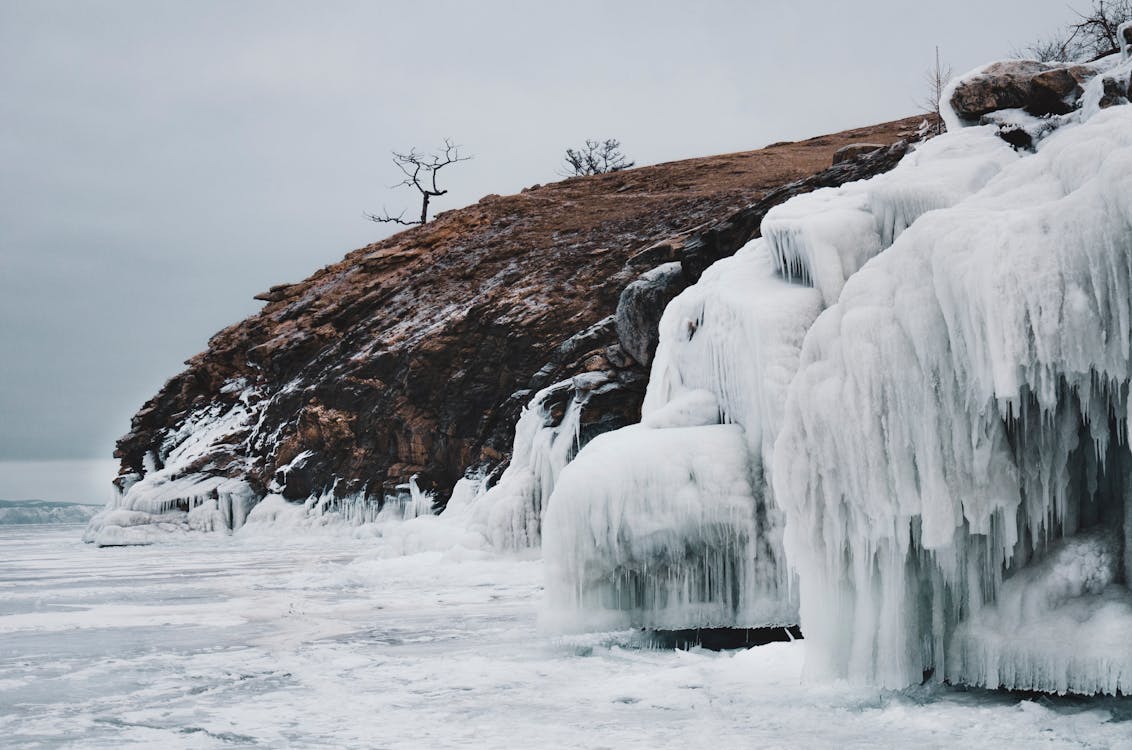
[[949, 529, 1131, 694], [543, 422, 796, 631], [774, 106, 1132, 695]]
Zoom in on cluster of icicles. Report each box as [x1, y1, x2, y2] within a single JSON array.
[[459, 59, 1132, 695]]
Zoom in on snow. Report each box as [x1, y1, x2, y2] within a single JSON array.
[[774, 105, 1132, 694], [3, 524, 1129, 749]]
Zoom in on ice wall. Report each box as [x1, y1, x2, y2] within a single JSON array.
[[774, 105, 1132, 695]]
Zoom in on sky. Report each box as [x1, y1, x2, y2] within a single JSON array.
[[0, 0, 1078, 496]]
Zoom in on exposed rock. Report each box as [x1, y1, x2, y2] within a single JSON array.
[[831, 143, 884, 165], [253, 283, 299, 302], [113, 117, 923, 512], [1099, 76, 1131, 109], [949, 60, 1052, 121], [615, 262, 689, 366], [1028, 66, 1093, 116]]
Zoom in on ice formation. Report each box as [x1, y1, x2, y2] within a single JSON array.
[[775, 104, 1132, 694], [539, 52, 1132, 693], [542, 243, 819, 631], [444, 373, 617, 550], [540, 100, 1022, 634], [84, 392, 261, 546]]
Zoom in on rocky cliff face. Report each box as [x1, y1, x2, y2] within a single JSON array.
[[111, 116, 923, 520]]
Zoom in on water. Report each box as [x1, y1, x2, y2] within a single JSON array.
[[1, 524, 1128, 749]]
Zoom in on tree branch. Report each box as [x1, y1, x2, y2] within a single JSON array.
[[366, 140, 473, 225]]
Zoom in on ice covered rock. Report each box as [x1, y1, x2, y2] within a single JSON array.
[[542, 241, 820, 631], [949, 529, 1131, 695], [541, 117, 1023, 634], [761, 126, 1017, 305], [448, 373, 627, 550], [774, 105, 1132, 695]]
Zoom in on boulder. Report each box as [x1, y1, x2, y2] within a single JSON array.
[[949, 60, 1052, 121], [832, 143, 884, 165], [1098, 76, 1130, 109], [615, 262, 689, 366], [1027, 66, 1093, 116]]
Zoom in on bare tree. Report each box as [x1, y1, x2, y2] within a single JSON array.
[[1017, 1, 1132, 61], [366, 139, 471, 226], [917, 46, 953, 136], [559, 139, 635, 176]]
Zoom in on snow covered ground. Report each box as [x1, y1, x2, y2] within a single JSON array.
[[2, 523, 1128, 749]]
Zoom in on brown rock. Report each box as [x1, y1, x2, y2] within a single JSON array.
[[949, 60, 1051, 121], [1028, 67, 1093, 116], [832, 143, 885, 165], [1098, 77, 1130, 109], [254, 283, 299, 303], [114, 116, 924, 509]]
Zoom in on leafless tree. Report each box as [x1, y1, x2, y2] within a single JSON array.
[[917, 46, 953, 136], [559, 139, 635, 176], [1017, 1, 1132, 62], [366, 139, 471, 226]]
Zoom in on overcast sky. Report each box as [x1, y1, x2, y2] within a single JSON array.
[[1, 0, 1075, 474]]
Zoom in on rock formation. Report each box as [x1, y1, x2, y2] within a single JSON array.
[[100, 117, 923, 537]]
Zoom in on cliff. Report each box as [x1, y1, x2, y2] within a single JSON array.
[[110, 116, 924, 520]]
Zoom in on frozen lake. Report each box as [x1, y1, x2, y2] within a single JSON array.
[[2, 522, 1129, 749]]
